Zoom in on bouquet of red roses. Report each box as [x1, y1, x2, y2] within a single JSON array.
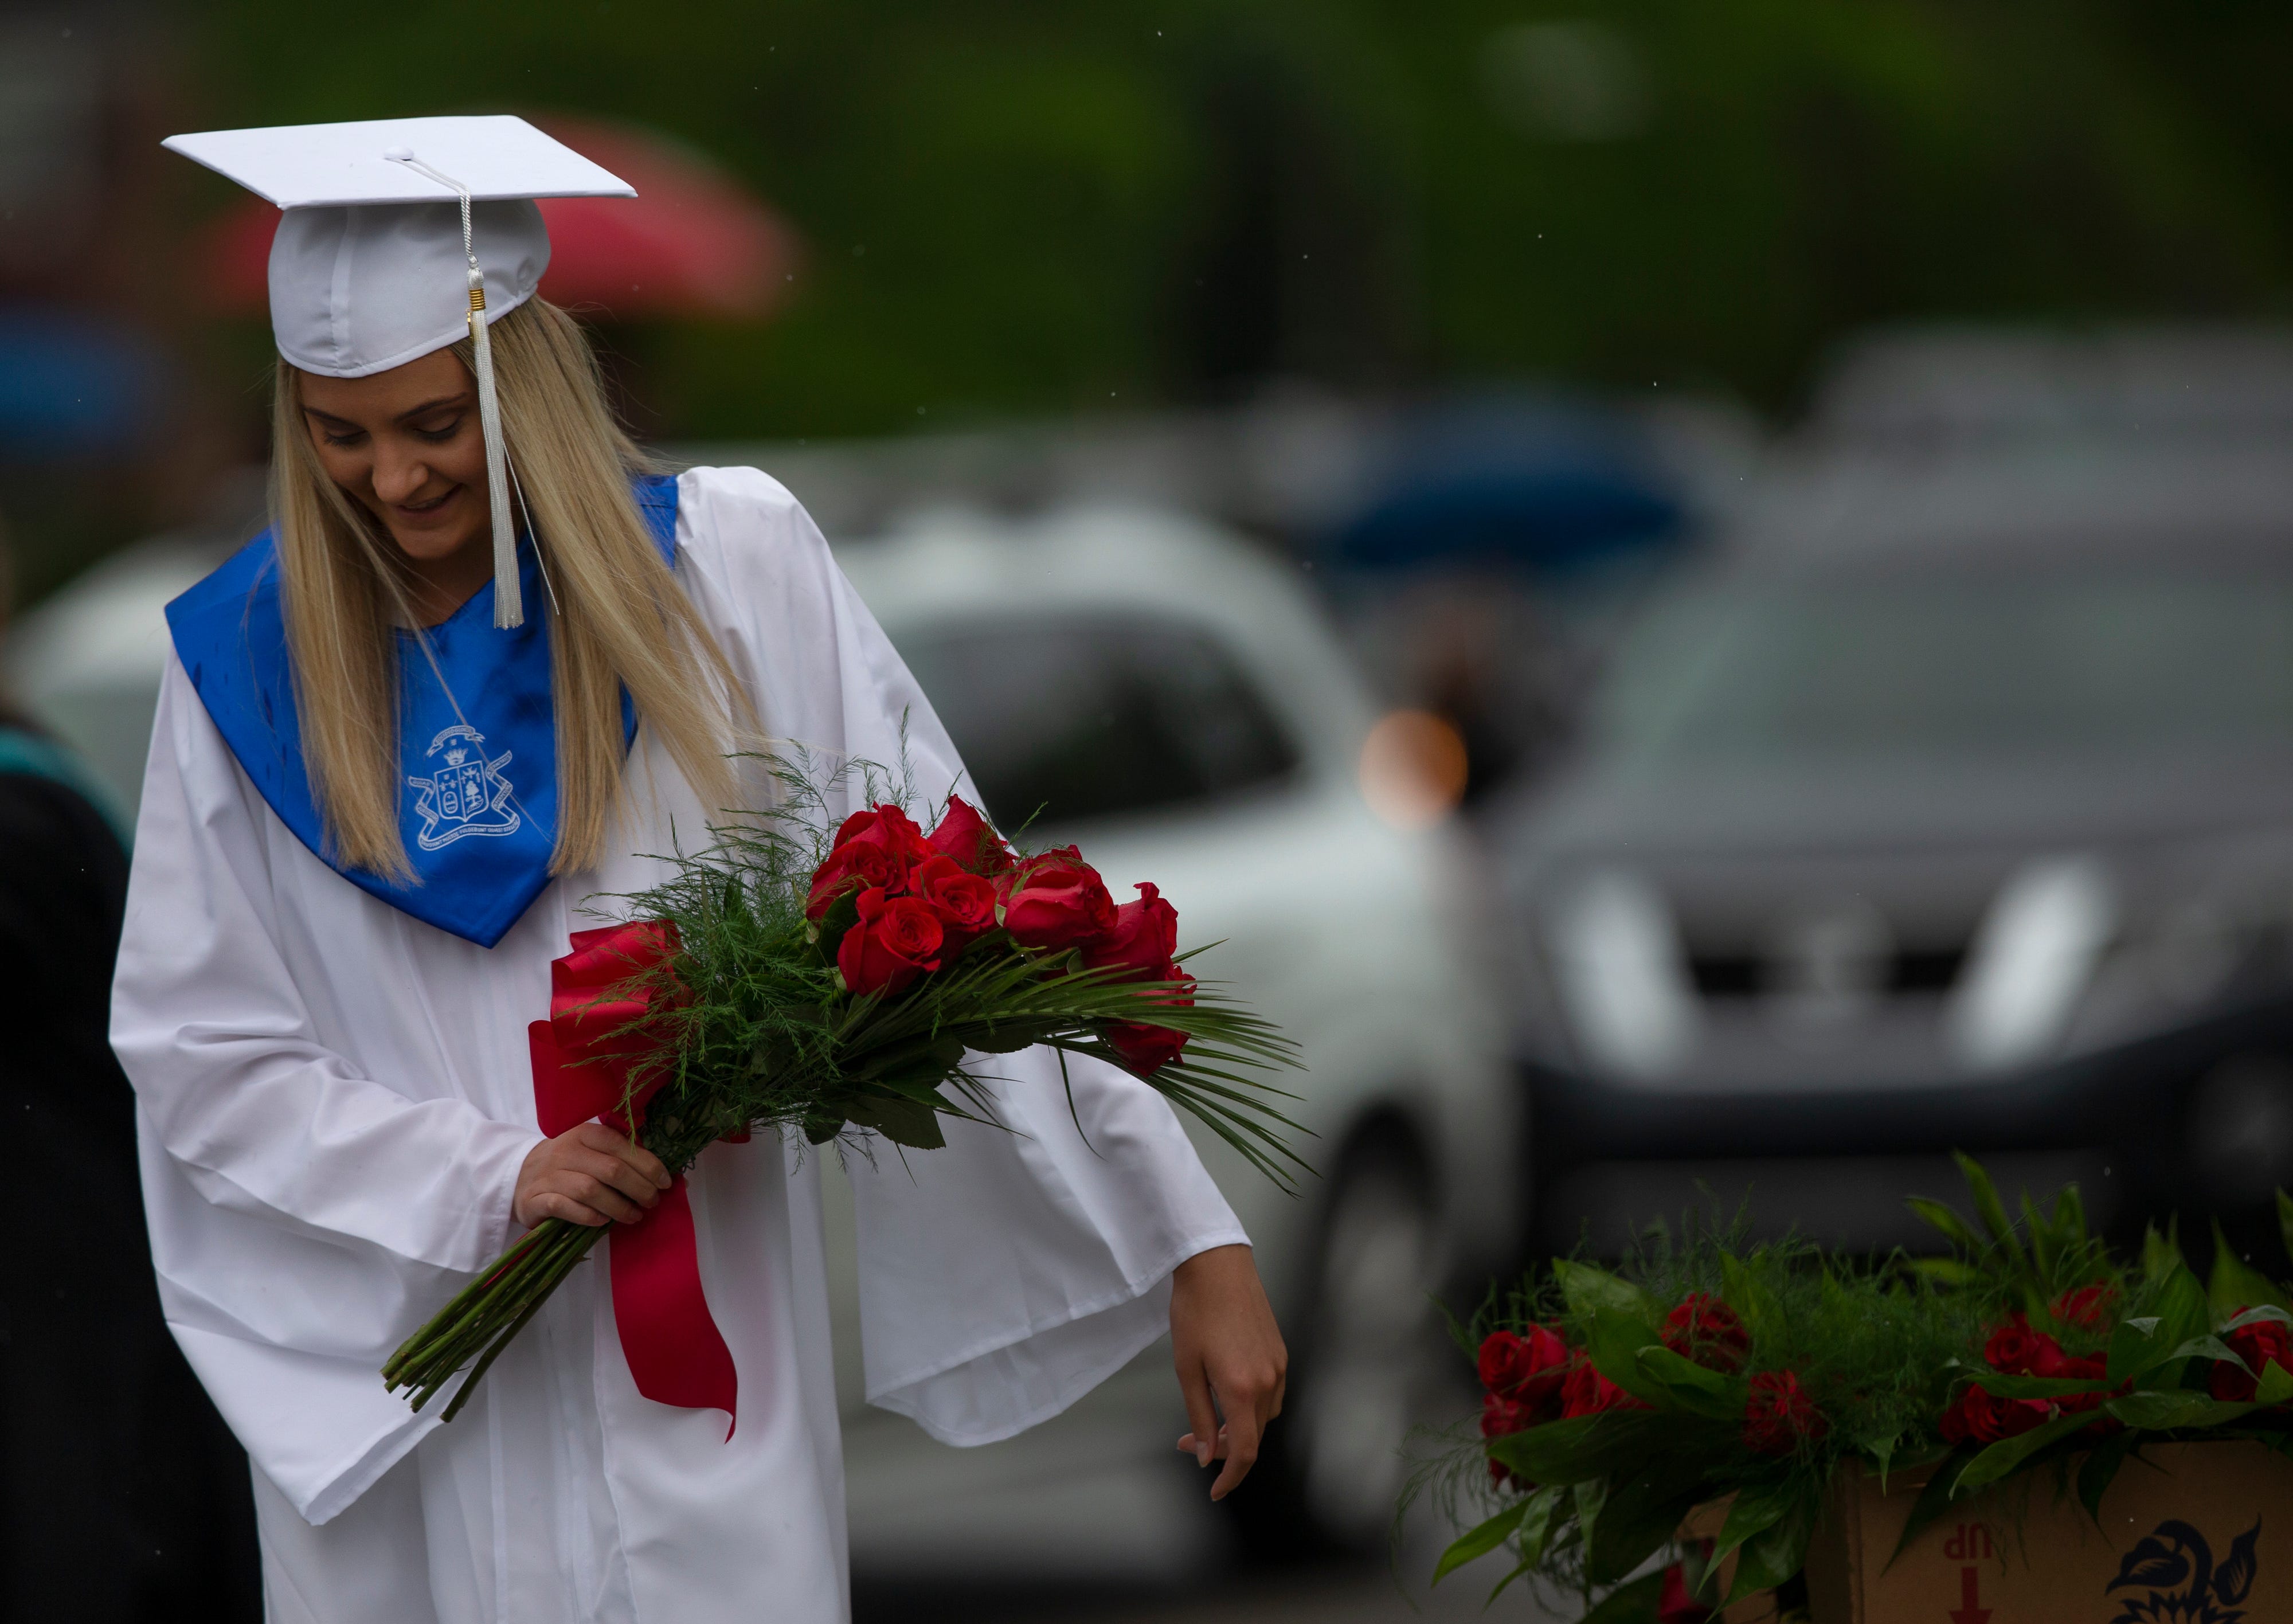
[[383, 756, 1301, 1421]]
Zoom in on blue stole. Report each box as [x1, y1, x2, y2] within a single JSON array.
[[164, 473, 680, 948]]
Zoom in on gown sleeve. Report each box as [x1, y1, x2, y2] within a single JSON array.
[[110, 652, 542, 1521], [676, 466, 1252, 1445]]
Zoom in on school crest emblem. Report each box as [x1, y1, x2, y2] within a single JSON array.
[[406, 722, 521, 851]]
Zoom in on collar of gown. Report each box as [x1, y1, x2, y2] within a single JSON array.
[[165, 472, 680, 948]]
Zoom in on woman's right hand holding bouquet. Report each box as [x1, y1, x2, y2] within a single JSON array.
[[513, 1123, 672, 1229]]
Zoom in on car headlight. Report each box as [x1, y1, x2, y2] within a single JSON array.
[[1947, 856, 2116, 1071], [1544, 868, 1699, 1081], [2074, 859, 2293, 1050]]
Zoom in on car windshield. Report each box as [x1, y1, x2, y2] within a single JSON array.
[[1591, 560, 2293, 765], [894, 614, 1301, 829]]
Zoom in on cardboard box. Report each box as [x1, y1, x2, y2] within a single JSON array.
[[1803, 1440, 2293, 1623]]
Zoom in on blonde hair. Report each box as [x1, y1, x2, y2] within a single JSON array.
[[270, 297, 742, 883]]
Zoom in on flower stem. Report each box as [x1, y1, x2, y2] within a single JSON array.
[[385, 1219, 606, 1407], [384, 1223, 559, 1382]]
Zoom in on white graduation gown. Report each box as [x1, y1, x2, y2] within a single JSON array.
[[110, 467, 1249, 1624]]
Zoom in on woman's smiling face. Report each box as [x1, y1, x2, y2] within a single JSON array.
[[298, 347, 489, 570]]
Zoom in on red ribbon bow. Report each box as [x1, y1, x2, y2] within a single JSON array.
[[528, 922, 738, 1430]]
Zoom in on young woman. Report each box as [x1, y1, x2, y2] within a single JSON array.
[[115, 120, 1284, 1624]]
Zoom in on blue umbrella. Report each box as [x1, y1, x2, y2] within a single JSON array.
[[1331, 395, 1682, 574]]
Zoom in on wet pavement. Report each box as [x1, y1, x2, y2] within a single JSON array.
[[854, 1548, 1563, 1624], [847, 1434, 1567, 1624]]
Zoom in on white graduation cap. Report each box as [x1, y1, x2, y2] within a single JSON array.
[[164, 116, 637, 628]]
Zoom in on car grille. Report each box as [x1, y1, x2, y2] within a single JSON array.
[[1541, 1148, 2116, 1255], [1686, 944, 1969, 1000]]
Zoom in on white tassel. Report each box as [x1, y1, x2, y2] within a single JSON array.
[[386, 149, 523, 629], [468, 271, 522, 628]]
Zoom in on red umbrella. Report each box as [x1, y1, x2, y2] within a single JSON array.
[[197, 116, 798, 321]]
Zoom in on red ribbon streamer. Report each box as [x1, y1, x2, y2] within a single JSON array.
[[528, 922, 738, 1430]]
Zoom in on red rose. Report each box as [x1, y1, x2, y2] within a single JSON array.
[[1082, 882, 1181, 980], [1986, 1391, 2052, 1437], [1985, 1313, 2073, 1378], [1480, 1391, 1537, 1489], [910, 854, 999, 952], [831, 803, 932, 855], [836, 887, 944, 998], [1000, 846, 1118, 950], [1079, 879, 1192, 1074], [1105, 967, 1195, 1076], [1938, 1383, 2052, 1445], [1478, 1325, 1573, 1414], [1109, 1027, 1188, 1075], [1742, 1369, 1828, 1455], [1657, 1556, 1716, 1624], [2057, 1380, 2122, 1434], [1486, 1367, 1541, 1486], [925, 795, 1016, 874], [808, 805, 930, 919], [806, 840, 906, 920], [1559, 1360, 1648, 1419], [2210, 1314, 2293, 1403], [2051, 1283, 2118, 1332], [1480, 1391, 1536, 1441], [1662, 1294, 1751, 1375], [1478, 1349, 1554, 1492]]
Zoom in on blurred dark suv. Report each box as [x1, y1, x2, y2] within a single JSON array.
[[1498, 440, 2293, 1256]]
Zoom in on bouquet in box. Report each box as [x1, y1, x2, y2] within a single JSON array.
[[384, 754, 1302, 1421], [1423, 1155, 2293, 1622]]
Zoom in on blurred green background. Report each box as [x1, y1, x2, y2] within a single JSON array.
[[196, 0, 2293, 425], [6, 0, 2293, 599]]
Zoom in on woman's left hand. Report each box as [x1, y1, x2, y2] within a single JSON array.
[[1169, 1243, 1288, 1501]]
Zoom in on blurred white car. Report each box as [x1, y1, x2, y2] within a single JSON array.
[[6, 492, 1520, 1569], [5, 535, 221, 817], [829, 504, 1517, 1567]]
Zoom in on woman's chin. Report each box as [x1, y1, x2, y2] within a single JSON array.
[[370, 486, 480, 558], [385, 513, 487, 564]]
